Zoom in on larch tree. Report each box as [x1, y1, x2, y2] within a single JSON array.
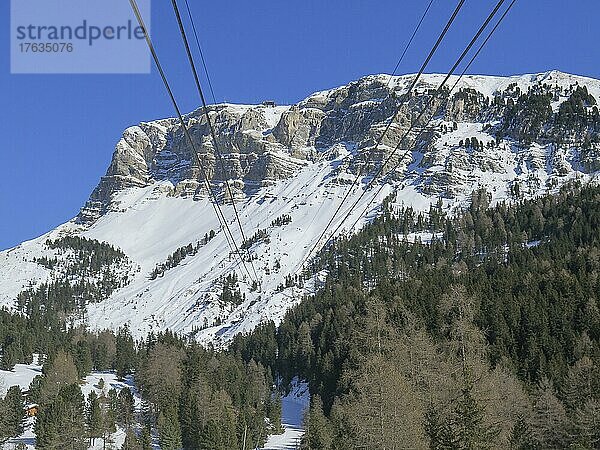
[[39, 350, 79, 405], [529, 378, 568, 449], [138, 343, 184, 412], [341, 298, 427, 449], [572, 398, 600, 448]]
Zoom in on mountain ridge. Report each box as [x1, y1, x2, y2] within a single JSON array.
[[2, 70, 600, 345]]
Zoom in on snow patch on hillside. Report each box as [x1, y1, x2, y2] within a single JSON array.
[[0, 356, 43, 397], [0, 364, 142, 450], [261, 379, 310, 450]]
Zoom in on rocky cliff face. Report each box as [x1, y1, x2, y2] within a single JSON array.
[[79, 71, 600, 223]]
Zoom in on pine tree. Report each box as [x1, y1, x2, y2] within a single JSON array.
[[157, 409, 182, 450], [93, 331, 117, 371], [98, 390, 118, 447], [265, 391, 282, 433], [428, 287, 501, 449], [106, 388, 119, 427], [208, 390, 238, 450], [295, 322, 314, 374], [115, 325, 136, 379], [118, 387, 136, 429], [36, 384, 87, 450], [2, 386, 24, 439], [0, 340, 24, 370], [509, 415, 535, 450], [140, 427, 153, 450], [74, 340, 93, 378], [302, 395, 332, 450], [452, 385, 499, 449], [0, 402, 7, 444], [121, 429, 143, 450], [198, 420, 223, 450], [86, 391, 103, 444]]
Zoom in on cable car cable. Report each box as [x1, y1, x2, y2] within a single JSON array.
[[170, 0, 261, 286], [129, 0, 256, 284]]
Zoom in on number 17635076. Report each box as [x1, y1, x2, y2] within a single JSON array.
[[19, 42, 74, 52]]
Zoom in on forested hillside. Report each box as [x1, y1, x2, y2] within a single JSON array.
[[233, 182, 600, 449], [3, 182, 600, 448], [1, 240, 280, 449], [0, 321, 281, 449]]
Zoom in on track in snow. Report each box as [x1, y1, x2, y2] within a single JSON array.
[[261, 379, 310, 450]]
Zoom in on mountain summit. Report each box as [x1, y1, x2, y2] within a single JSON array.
[[2, 71, 599, 344]]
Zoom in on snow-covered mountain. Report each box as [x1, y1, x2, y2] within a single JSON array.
[[2, 71, 600, 345]]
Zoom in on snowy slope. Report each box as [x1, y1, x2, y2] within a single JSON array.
[[82, 144, 400, 344], [1, 71, 600, 344], [0, 356, 43, 398], [81, 372, 144, 450], [261, 379, 310, 450], [325, 70, 600, 104], [0, 365, 143, 450]]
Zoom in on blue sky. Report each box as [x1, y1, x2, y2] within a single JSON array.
[[1, 0, 599, 250]]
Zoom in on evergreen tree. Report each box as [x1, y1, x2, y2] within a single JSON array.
[[157, 409, 182, 450], [86, 391, 103, 444], [36, 384, 87, 450], [93, 331, 117, 371], [265, 391, 282, 433], [121, 428, 143, 450], [302, 395, 332, 450], [0, 385, 24, 443], [451, 385, 499, 449], [509, 415, 536, 450], [140, 427, 153, 450], [115, 325, 136, 379], [73, 339, 93, 378], [99, 390, 118, 446], [26, 375, 43, 406], [118, 387, 136, 429], [3, 386, 24, 438], [198, 420, 223, 450]]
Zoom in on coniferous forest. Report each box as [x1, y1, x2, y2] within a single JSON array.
[[2, 182, 600, 448], [234, 182, 600, 449]]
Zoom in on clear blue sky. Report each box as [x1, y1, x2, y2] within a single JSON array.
[[1, 0, 598, 250]]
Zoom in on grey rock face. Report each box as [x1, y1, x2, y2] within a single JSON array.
[[79, 72, 600, 223]]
